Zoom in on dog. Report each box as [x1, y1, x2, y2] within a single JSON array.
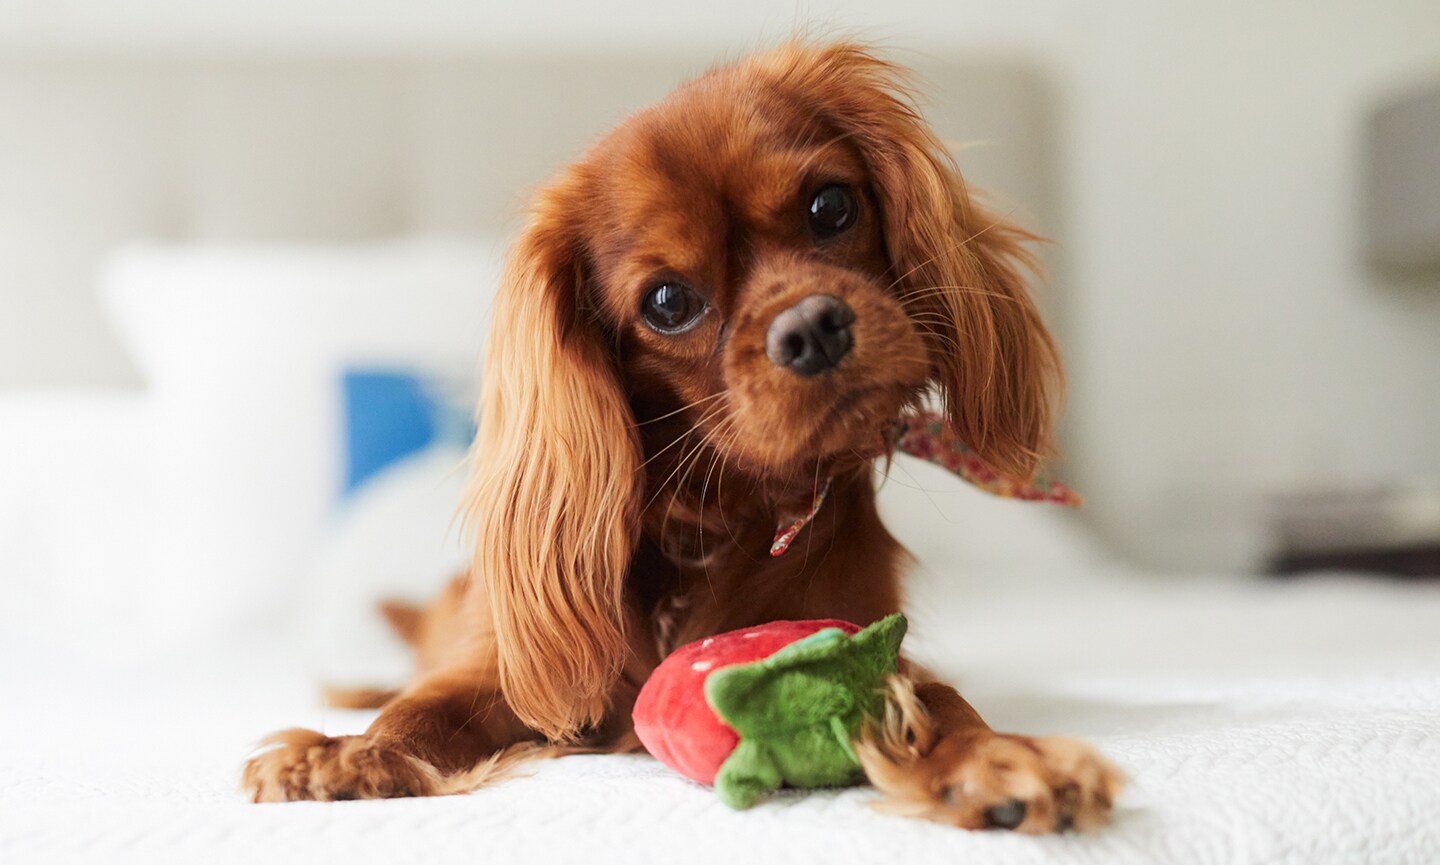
[[243, 40, 1123, 832]]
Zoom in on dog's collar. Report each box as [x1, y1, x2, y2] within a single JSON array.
[[769, 410, 1082, 556]]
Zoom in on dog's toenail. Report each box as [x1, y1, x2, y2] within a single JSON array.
[[1057, 812, 1075, 832], [332, 791, 356, 801], [1056, 783, 1080, 809], [984, 799, 1028, 829]]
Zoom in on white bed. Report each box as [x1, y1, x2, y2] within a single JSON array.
[[4, 559, 1439, 865]]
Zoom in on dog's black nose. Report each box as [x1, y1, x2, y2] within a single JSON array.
[[765, 294, 855, 376]]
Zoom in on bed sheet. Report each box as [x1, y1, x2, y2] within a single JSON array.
[[3, 569, 1439, 865]]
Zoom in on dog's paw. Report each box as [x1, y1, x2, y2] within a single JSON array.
[[242, 729, 443, 802], [862, 731, 1124, 833]]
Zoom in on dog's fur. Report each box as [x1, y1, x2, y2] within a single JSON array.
[[243, 41, 1122, 832]]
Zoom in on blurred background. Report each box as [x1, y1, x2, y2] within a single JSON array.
[[1, 0, 1438, 670]]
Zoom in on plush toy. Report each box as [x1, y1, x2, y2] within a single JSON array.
[[633, 614, 907, 808]]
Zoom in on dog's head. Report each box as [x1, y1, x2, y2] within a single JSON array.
[[466, 42, 1059, 740]]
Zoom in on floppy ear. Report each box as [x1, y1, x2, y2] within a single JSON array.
[[773, 42, 1060, 480], [463, 170, 643, 742]]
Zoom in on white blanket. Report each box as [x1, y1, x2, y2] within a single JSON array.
[[4, 568, 1439, 865]]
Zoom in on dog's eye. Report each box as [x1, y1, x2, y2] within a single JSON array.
[[807, 184, 858, 239], [641, 282, 706, 334]]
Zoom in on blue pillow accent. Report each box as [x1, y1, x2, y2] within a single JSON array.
[[341, 369, 473, 496]]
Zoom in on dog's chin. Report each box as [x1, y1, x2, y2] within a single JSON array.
[[723, 385, 913, 479]]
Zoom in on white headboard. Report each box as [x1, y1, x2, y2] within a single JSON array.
[[0, 49, 1058, 388]]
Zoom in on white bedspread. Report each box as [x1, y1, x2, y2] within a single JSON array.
[[4, 568, 1440, 865]]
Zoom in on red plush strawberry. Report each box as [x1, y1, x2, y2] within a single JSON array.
[[633, 615, 906, 808]]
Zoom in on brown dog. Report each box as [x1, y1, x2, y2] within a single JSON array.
[[243, 41, 1122, 832]]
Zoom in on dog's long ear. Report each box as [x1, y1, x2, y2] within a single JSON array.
[[463, 170, 642, 742], [773, 42, 1060, 480]]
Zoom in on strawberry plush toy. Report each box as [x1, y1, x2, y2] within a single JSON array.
[[633, 614, 907, 808]]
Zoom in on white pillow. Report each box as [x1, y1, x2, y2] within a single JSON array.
[[0, 392, 165, 659], [303, 445, 471, 688], [97, 239, 504, 642]]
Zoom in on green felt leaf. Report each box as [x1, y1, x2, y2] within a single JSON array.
[[714, 739, 782, 809], [850, 612, 908, 675], [703, 614, 908, 808], [705, 628, 856, 732]]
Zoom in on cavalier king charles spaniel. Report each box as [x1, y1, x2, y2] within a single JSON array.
[[244, 40, 1122, 833]]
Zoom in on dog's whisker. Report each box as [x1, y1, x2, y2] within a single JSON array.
[[649, 425, 722, 518], [695, 417, 740, 594], [898, 285, 1026, 308], [873, 452, 964, 522], [652, 401, 736, 530], [903, 312, 963, 327], [790, 128, 863, 176], [637, 401, 729, 474], [634, 391, 726, 427], [884, 208, 1027, 293], [661, 412, 739, 563], [711, 421, 763, 567]]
